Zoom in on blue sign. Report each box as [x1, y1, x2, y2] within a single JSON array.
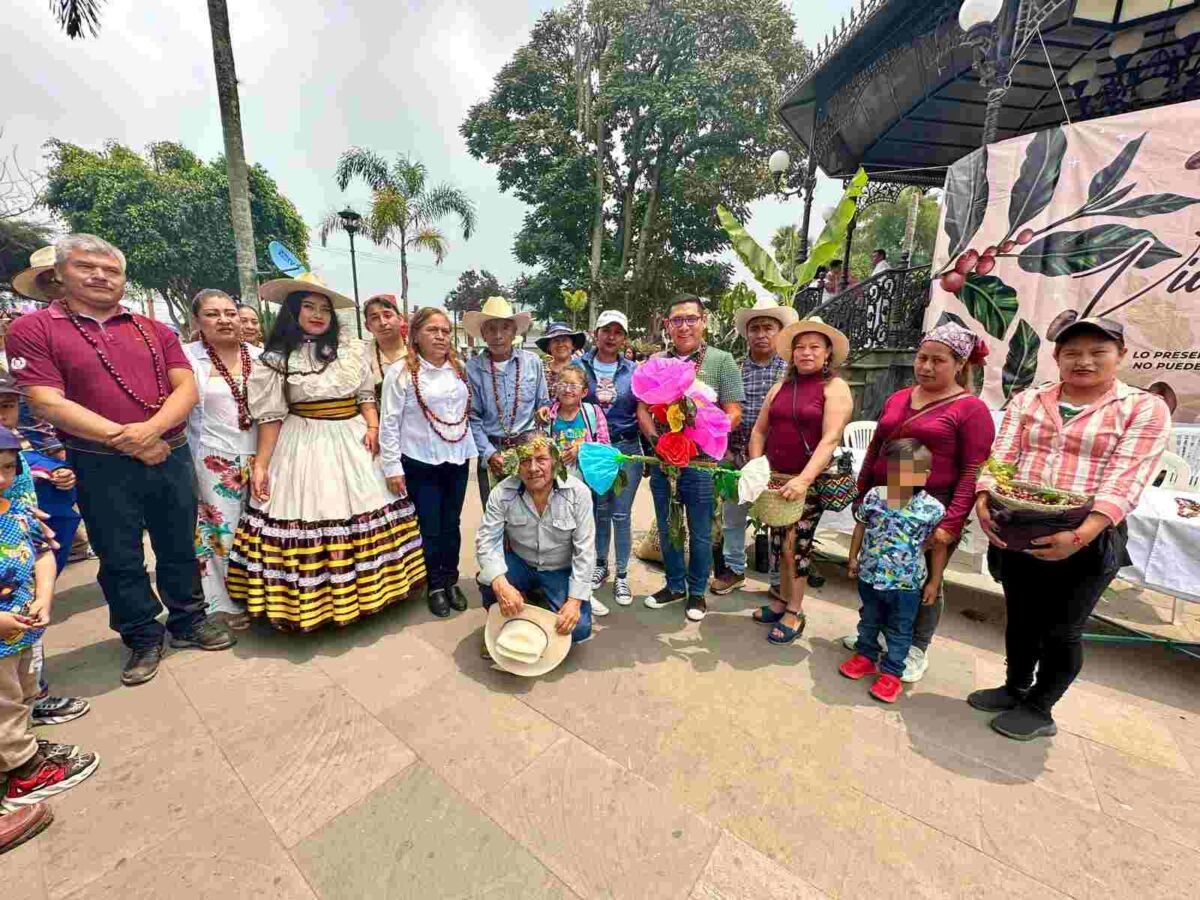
[[268, 241, 306, 276]]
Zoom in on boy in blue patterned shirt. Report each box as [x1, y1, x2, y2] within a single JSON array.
[[840, 438, 948, 703], [0, 430, 99, 814]]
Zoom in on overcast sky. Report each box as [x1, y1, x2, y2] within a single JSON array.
[[5, 0, 854, 310]]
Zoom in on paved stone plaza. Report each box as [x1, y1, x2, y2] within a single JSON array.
[[4, 483, 1200, 899]]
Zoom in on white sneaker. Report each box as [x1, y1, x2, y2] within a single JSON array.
[[590, 595, 610, 617], [614, 577, 633, 606], [901, 646, 928, 683], [841, 633, 887, 652]]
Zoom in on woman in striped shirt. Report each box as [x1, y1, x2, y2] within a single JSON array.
[[972, 316, 1169, 741]]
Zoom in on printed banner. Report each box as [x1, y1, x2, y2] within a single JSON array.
[[926, 100, 1200, 422]]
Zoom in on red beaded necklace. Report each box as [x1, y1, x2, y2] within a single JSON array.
[[411, 357, 471, 444], [202, 336, 253, 431], [488, 350, 522, 436], [65, 305, 167, 412]]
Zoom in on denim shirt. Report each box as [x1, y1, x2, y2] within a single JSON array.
[[579, 349, 638, 439], [466, 349, 550, 460]]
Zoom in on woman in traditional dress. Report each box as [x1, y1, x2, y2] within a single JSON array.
[[364, 295, 407, 403], [184, 289, 261, 631], [380, 307, 475, 619], [748, 318, 853, 645], [228, 275, 425, 632]]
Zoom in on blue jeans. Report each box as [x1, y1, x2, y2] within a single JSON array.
[[404, 456, 468, 590], [593, 438, 642, 577], [649, 465, 714, 597], [69, 444, 205, 650], [721, 498, 780, 586], [478, 549, 592, 643], [855, 581, 921, 677]]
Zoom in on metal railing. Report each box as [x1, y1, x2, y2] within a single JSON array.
[[795, 265, 932, 357]]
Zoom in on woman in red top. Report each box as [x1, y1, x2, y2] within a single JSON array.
[[842, 322, 994, 680], [748, 318, 853, 645]]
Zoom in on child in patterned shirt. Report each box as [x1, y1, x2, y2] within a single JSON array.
[[839, 438, 948, 704], [0, 430, 100, 815]]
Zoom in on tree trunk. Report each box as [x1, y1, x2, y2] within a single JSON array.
[[207, 0, 258, 308], [399, 237, 410, 316], [901, 188, 921, 265], [633, 162, 663, 286], [587, 110, 606, 330]]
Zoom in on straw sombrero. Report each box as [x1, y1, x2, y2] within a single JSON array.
[[733, 296, 799, 338], [462, 296, 532, 340], [11, 247, 58, 302], [775, 316, 850, 367], [258, 271, 355, 310], [484, 603, 572, 677]]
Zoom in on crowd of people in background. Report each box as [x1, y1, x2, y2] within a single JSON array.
[[0, 232, 1172, 852]]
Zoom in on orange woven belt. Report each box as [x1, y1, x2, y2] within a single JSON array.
[[289, 398, 358, 420]]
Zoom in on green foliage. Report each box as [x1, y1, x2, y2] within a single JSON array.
[[847, 188, 940, 279], [41, 139, 308, 326], [461, 0, 807, 325], [0, 218, 54, 294], [561, 287, 588, 327], [793, 167, 867, 287], [708, 281, 757, 353], [446, 269, 506, 314], [716, 205, 792, 298]]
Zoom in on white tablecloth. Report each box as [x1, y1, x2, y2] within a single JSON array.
[[1120, 487, 1200, 605]]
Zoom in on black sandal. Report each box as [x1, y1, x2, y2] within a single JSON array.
[[767, 611, 807, 645]]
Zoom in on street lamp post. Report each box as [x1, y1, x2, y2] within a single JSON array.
[[338, 207, 364, 338], [768, 148, 819, 265], [959, 0, 1008, 147]]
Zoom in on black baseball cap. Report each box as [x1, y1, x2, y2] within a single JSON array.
[[1049, 314, 1124, 345]]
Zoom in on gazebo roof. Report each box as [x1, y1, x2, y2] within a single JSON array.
[[780, 0, 1200, 185]]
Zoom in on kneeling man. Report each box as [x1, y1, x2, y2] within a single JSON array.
[[476, 432, 595, 648]]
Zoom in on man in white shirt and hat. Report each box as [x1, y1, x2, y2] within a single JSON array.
[[476, 432, 595, 674], [710, 297, 797, 597], [464, 297, 550, 506]]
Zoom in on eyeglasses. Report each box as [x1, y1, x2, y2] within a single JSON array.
[[557, 383, 583, 393], [667, 315, 703, 328]]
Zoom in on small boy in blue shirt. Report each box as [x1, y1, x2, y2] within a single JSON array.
[[840, 438, 948, 703], [0, 429, 99, 814]]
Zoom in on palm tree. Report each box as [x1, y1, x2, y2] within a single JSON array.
[[50, 0, 260, 307], [319, 149, 477, 315]]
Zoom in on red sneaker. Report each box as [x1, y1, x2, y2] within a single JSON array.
[[869, 673, 903, 703], [2, 752, 100, 811], [838, 654, 877, 680]]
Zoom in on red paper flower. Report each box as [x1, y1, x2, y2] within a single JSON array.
[[657, 432, 698, 467], [650, 404, 670, 425]]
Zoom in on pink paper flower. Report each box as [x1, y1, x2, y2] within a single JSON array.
[[685, 401, 732, 460], [685, 379, 717, 405], [631, 357, 696, 405]]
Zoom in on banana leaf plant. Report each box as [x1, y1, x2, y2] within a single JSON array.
[[717, 167, 869, 304]]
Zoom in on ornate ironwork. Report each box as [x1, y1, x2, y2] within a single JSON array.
[[797, 266, 932, 355], [845, 179, 911, 212]]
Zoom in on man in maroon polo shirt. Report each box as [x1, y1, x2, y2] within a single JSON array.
[[7, 234, 234, 686]]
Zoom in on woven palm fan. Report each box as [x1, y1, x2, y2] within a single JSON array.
[[750, 473, 809, 527]]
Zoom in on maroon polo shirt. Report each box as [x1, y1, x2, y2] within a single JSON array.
[[6, 300, 192, 438]]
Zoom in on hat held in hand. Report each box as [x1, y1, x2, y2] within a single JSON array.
[[484, 603, 572, 677]]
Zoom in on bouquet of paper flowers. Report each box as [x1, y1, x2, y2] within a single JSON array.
[[578, 357, 744, 548]]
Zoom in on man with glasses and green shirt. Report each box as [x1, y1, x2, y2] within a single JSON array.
[[636, 296, 743, 621]]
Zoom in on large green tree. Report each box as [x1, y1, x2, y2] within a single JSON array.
[[42, 139, 308, 326], [0, 219, 54, 296], [318, 150, 477, 316], [461, 0, 807, 326]]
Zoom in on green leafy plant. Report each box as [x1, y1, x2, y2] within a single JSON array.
[[561, 288, 588, 328]]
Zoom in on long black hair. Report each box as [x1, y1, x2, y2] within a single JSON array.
[[262, 290, 340, 373]]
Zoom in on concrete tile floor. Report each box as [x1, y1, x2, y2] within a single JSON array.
[[4, 478, 1200, 899]]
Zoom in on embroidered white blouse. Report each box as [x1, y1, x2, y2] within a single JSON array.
[[379, 355, 477, 478]]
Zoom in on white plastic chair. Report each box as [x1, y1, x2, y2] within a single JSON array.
[[1155, 451, 1191, 490], [843, 420, 877, 451]]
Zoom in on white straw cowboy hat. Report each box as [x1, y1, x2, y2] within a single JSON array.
[[259, 271, 355, 310], [775, 316, 850, 367], [733, 296, 799, 339], [462, 296, 533, 340], [11, 247, 58, 302], [484, 603, 572, 677]]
